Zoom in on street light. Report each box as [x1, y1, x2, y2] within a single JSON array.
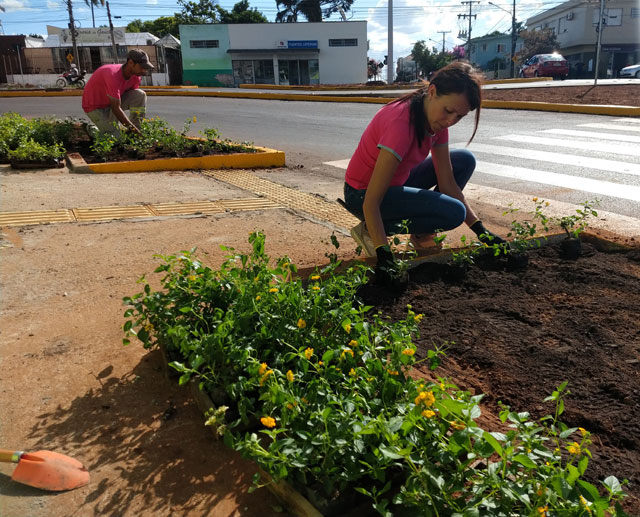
[[488, 0, 517, 78]]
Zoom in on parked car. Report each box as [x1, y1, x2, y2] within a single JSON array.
[[519, 53, 569, 79], [619, 63, 640, 78]]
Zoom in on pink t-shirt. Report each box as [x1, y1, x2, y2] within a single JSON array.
[[345, 100, 448, 190], [82, 64, 141, 113]]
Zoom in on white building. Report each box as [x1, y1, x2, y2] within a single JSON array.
[[179, 21, 367, 86]]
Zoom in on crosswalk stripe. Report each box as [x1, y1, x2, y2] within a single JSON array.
[[475, 160, 640, 202], [540, 129, 640, 143], [452, 142, 640, 176], [494, 134, 639, 157], [612, 118, 640, 124], [324, 158, 351, 169], [579, 122, 640, 133]]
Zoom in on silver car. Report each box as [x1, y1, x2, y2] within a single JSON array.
[[619, 63, 640, 78]]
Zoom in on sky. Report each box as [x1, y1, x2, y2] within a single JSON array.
[[0, 0, 563, 64]]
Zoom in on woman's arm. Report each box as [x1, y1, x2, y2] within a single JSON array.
[[431, 144, 479, 227], [362, 148, 400, 248]]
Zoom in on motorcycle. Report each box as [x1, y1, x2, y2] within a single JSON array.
[[56, 68, 86, 88]]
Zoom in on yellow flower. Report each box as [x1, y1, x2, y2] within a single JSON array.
[[304, 347, 314, 360], [387, 369, 399, 376], [579, 427, 588, 436], [348, 339, 358, 348], [259, 370, 273, 385], [318, 361, 324, 366], [415, 391, 435, 407], [349, 368, 356, 377], [192, 116, 197, 123], [269, 287, 278, 293], [414, 314, 424, 323], [187, 275, 197, 282], [286, 403, 294, 410], [567, 442, 581, 455], [402, 348, 415, 356], [340, 348, 354, 360], [310, 275, 320, 281], [286, 370, 295, 382], [579, 495, 592, 513], [537, 506, 548, 516], [545, 201, 550, 206], [260, 416, 276, 428], [258, 362, 268, 375], [255, 295, 261, 301], [439, 382, 445, 390], [312, 285, 320, 291], [536, 487, 545, 496], [344, 323, 351, 334], [297, 318, 306, 329], [450, 420, 466, 431], [301, 397, 308, 404], [143, 322, 154, 332], [532, 196, 538, 202], [422, 409, 435, 418]]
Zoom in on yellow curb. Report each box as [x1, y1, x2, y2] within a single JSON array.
[[482, 99, 640, 117], [0, 89, 82, 97], [67, 145, 285, 173], [142, 85, 199, 89]]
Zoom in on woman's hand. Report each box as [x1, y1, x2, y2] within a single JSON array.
[[470, 220, 506, 245], [375, 245, 408, 291]]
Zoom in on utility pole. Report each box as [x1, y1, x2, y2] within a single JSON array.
[[65, 0, 80, 70], [437, 30, 450, 54], [594, 0, 606, 85], [458, 1, 479, 53], [107, 1, 118, 64], [387, 0, 393, 84], [489, 0, 517, 78]]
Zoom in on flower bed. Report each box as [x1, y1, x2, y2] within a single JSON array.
[[123, 231, 633, 516], [0, 113, 282, 172]]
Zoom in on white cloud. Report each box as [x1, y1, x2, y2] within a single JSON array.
[[1, 0, 37, 12], [46, 0, 59, 8], [147, 0, 159, 4]]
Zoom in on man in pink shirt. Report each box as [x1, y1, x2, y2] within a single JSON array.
[[82, 49, 154, 135]]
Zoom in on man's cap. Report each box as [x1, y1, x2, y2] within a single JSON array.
[[127, 49, 154, 71]]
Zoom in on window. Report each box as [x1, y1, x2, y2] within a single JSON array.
[[329, 38, 358, 47], [481, 43, 487, 51], [632, 8, 639, 17], [497, 44, 506, 53], [190, 40, 219, 48]]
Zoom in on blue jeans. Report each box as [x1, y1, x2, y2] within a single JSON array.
[[344, 149, 476, 235]]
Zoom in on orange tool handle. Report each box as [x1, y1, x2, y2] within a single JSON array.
[[0, 449, 23, 463]]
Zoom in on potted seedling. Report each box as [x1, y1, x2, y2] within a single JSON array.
[[446, 235, 480, 280], [557, 200, 599, 260]]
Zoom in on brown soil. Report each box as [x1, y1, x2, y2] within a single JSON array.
[[483, 84, 640, 106], [358, 240, 640, 514]]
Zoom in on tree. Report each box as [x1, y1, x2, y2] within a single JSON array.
[[177, 0, 220, 24], [217, 0, 268, 23], [29, 34, 45, 39], [275, 0, 354, 22], [411, 41, 453, 78], [127, 16, 181, 37], [518, 28, 558, 60]]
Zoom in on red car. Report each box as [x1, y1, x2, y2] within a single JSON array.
[[519, 53, 569, 79]]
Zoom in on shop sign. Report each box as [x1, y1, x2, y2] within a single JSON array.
[[287, 40, 318, 49]]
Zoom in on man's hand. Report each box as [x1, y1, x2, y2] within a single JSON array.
[[375, 245, 408, 291], [470, 220, 506, 246]]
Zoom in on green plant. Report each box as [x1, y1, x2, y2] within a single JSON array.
[[122, 232, 628, 515], [498, 197, 552, 255], [448, 234, 483, 266], [7, 137, 65, 162], [90, 132, 117, 161], [559, 200, 599, 239]]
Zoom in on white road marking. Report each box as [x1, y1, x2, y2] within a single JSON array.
[[475, 160, 640, 202], [493, 134, 639, 157], [452, 142, 640, 176], [463, 183, 640, 238], [612, 118, 640, 124], [324, 158, 351, 169], [578, 122, 640, 133], [540, 129, 640, 143]]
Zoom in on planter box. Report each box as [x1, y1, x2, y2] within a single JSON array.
[[65, 145, 285, 174]]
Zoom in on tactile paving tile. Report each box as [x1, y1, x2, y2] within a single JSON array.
[[0, 209, 75, 226], [219, 198, 282, 211], [149, 201, 226, 216], [204, 170, 359, 230], [73, 205, 155, 222]]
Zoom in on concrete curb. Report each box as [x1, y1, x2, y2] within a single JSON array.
[[1, 87, 637, 117], [65, 146, 285, 174]]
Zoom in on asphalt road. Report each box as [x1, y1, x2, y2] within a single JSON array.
[[2, 95, 639, 227]]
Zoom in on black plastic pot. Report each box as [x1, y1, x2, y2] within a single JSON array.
[[10, 157, 63, 169], [560, 237, 582, 260], [445, 262, 468, 281]]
